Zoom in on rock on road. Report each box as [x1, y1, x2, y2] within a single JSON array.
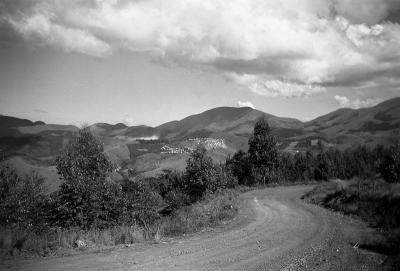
[[3, 186, 384, 271]]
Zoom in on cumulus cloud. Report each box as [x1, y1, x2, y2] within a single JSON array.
[[228, 73, 327, 98], [334, 95, 383, 109], [237, 101, 255, 109], [1, 0, 400, 96], [7, 13, 111, 57]]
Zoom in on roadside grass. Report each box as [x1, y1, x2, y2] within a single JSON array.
[[302, 178, 400, 267], [0, 225, 146, 257], [0, 189, 239, 258], [161, 189, 239, 236], [302, 179, 400, 229]]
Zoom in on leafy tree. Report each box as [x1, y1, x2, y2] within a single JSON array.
[[248, 118, 278, 185], [56, 128, 114, 183], [210, 163, 238, 190], [0, 164, 48, 230], [380, 144, 400, 183], [227, 150, 254, 186], [54, 128, 119, 228], [185, 146, 215, 201]]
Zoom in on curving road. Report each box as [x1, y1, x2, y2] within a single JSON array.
[[4, 186, 384, 271]]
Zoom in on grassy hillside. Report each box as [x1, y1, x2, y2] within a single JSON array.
[[5, 156, 62, 193], [156, 106, 302, 138], [1, 97, 400, 177]]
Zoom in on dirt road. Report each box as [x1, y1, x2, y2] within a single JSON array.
[[4, 186, 384, 270]]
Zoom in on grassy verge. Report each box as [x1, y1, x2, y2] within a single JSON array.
[[161, 189, 239, 236], [302, 179, 400, 269], [0, 225, 146, 258], [0, 189, 239, 259]]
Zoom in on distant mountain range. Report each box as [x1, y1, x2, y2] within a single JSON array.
[[1, 97, 400, 183]]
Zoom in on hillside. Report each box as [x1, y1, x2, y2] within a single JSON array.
[[1, 97, 400, 182], [305, 97, 400, 134], [302, 97, 400, 147], [156, 106, 302, 138], [0, 115, 45, 137]]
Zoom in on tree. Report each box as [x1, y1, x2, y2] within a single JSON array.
[[54, 128, 119, 228], [226, 150, 254, 186], [248, 118, 278, 185], [380, 144, 400, 183], [56, 128, 114, 183], [185, 146, 215, 201], [0, 164, 48, 229]]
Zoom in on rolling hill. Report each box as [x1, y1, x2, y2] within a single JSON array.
[[156, 106, 302, 138], [302, 97, 400, 147], [305, 97, 400, 134], [1, 97, 399, 187]]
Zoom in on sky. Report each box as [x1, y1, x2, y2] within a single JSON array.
[[0, 0, 400, 126]]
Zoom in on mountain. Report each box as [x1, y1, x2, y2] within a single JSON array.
[[157, 106, 302, 138], [0, 115, 45, 137], [305, 97, 400, 134], [0, 117, 78, 161], [1, 97, 399, 183], [302, 97, 400, 147]]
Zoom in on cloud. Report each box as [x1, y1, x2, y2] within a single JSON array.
[[6, 12, 111, 57], [1, 0, 400, 96], [334, 95, 383, 109], [228, 73, 327, 98], [237, 101, 255, 109], [33, 108, 48, 114]]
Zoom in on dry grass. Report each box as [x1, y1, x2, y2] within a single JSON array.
[[161, 189, 239, 236], [0, 225, 146, 257]]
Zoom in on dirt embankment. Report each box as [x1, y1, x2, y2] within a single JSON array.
[[3, 186, 385, 271]]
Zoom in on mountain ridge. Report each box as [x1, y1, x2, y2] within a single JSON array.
[[1, 97, 399, 171], [1, 97, 399, 184]]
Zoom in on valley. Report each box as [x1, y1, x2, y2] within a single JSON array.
[[1, 97, 400, 191]]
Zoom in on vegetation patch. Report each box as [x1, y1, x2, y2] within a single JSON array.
[[302, 179, 400, 266], [161, 189, 239, 236]]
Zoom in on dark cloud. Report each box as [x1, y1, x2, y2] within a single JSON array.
[[322, 64, 400, 88], [385, 8, 400, 23]]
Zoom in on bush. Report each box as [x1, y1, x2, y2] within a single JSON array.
[[0, 164, 48, 230], [226, 150, 254, 186], [161, 189, 238, 236], [184, 146, 216, 201], [119, 179, 163, 229], [380, 144, 400, 183]]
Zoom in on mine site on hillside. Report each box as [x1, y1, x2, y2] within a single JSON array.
[[1, 1, 400, 270]]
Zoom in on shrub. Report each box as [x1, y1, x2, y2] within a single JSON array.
[[0, 164, 48, 230], [380, 144, 400, 183], [119, 179, 163, 228], [161, 190, 238, 236], [184, 146, 215, 201], [226, 150, 254, 186]]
